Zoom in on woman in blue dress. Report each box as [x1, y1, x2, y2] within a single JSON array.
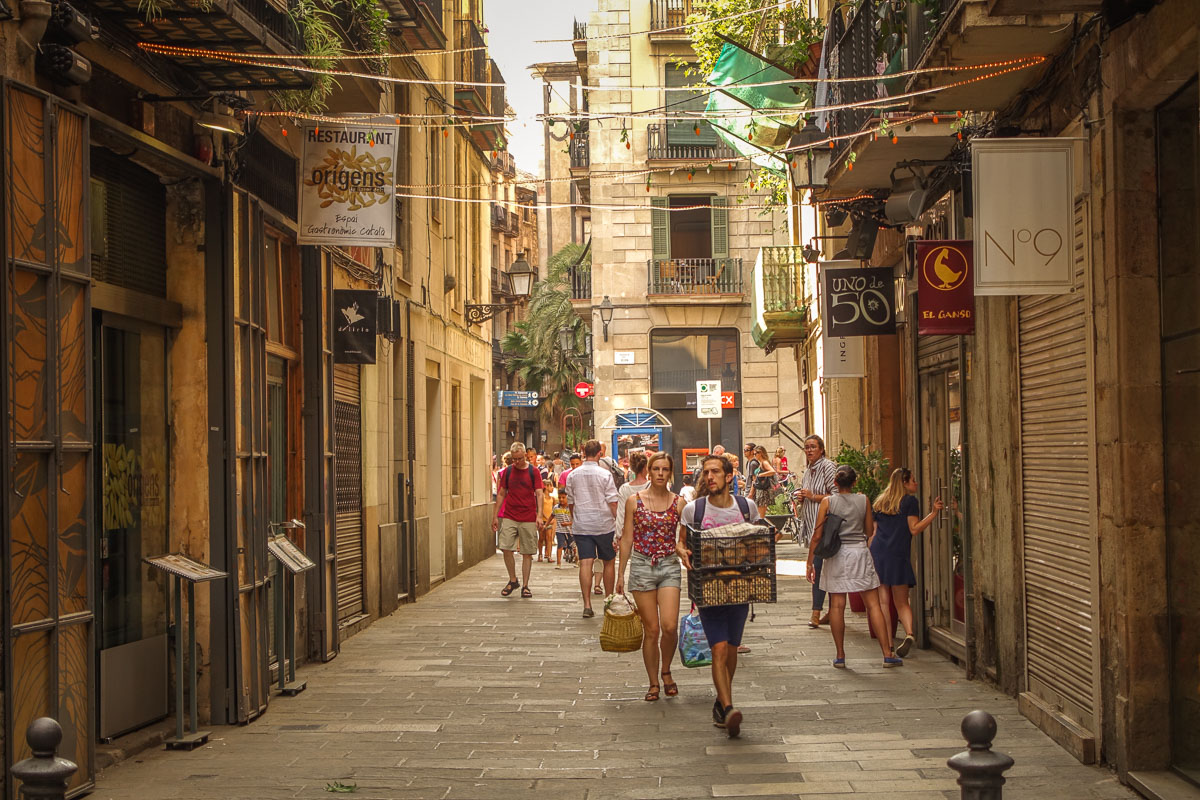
[[871, 468, 944, 658]]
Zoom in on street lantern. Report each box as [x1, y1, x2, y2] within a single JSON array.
[[787, 118, 830, 192], [558, 326, 574, 354], [507, 251, 535, 298], [597, 295, 614, 342]]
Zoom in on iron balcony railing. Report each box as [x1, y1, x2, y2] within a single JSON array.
[[647, 124, 735, 161], [759, 247, 809, 312], [568, 266, 591, 301], [573, 18, 587, 41], [828, 1, 878, 163], [650, 0, 693, 33], [456, 18, 487, 98], [647, 258, 743, 295], [490, 203, 507, 231], [506, 210, 519, 236], [420, 0, 442, 25], [570, 132, 590, 168], [490, 58, 506, 119]]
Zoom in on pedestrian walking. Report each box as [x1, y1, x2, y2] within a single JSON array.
[[794, 435, 837, 627], [680, 454, 759, 738], [807, 465, 901, 668], [616, 451, 685, 702], [871, 468, 944, 657], [552, 491, 573, 568], [615, 451, 650, 544], [493, 443, 545, 598], [566, 440, 619, 618], [558, 452, 582, 494], [679, 473, 696, 503], [728, 455, 744, 497], [748, 444, 778, 517], [774, 447, 789, 481]]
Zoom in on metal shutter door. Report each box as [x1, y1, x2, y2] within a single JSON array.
[[334, 364, 365, 621], [1017, 199, 1098, 733]]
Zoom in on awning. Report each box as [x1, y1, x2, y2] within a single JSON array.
[[703, 41, 812, 174], [599, 407, 673, 430]]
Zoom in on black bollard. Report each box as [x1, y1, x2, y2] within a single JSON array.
[[10, 718, 78, 800], [947, 710, 1014, 800]]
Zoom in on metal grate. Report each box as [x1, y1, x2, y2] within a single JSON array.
[[90, 147, 167, 296], [238, 133, 298, 220]]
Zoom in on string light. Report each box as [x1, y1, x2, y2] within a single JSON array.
[[137, 42, 492, 60]]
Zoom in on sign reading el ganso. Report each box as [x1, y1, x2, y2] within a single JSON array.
[[298, 124, 396, 246]]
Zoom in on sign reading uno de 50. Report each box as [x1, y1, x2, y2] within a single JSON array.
[[822, 263, 897, 338], [972, 139, 1075, 295], [299, 124, 397, 246]]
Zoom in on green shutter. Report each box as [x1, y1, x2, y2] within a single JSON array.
[[651, 196, 670, 261], [711, 197, 728, 259]]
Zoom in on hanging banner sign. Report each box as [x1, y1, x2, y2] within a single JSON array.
[[820, 327, 864, 378], [298, 124, 397, 246], [972, 138, 1074, 295], [333, 289, 378, 364], [916, 240, 975, 335], [823, 263, 897, 337]]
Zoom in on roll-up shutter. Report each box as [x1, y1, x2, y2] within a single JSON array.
[[333, 364, 365, 621], [1017, 198, 1098, 734]]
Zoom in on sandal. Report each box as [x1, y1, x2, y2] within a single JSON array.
[[644, 685, 660, 702], [500, 580, 520, 597], [521, 586, 533, 598], [661, 672, 678, 697]]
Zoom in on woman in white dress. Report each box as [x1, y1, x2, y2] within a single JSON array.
[[806, 465, 903, 668]]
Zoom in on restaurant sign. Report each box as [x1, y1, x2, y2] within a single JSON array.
[[298, 124, 397, 246], [333, 289, 378, 364], [916, 240, 975, 335], [823, 263, 897, 337]]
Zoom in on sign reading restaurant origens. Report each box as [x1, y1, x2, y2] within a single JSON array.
[[972, 138, 1075, 295], [298, 124, 397, 246]]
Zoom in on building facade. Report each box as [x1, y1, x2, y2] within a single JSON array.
[[0, 0, 501, 792], [570, 1, 799, 474]]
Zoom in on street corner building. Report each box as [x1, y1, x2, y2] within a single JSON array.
[[0, 0, 512, 793], [751, 0, 1198, 797]]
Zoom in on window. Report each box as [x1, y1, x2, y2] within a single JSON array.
[[264, 229, 298, 349], [650, 330, 740, 393], [651, 195, 729, 261], [471, 169, 481, 300], [451, 383, 463, 492], [427, 99, 441, 222], [665, 64, 716, 146], [396, 86, 411, 275]]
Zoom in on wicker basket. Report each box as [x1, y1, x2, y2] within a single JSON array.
[[599, 594, 644, 653]]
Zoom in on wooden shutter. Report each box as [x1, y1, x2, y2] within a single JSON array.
[[651, 196, 670, 261], [711, 197, 729, 259], [1017, 197, 1099, 736]]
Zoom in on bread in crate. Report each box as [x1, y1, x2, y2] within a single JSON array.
[[687, 521, 775, 569]]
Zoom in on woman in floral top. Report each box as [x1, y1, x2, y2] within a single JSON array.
[[616, 451, 685, 701]]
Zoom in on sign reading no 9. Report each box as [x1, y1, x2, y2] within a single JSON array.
[[823, 265, 897, 337]]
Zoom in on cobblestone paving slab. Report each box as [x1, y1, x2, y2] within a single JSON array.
[[92, 545, 1133, 799]]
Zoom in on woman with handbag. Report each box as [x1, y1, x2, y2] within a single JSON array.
[[807, 464, 902, 668], [748, 445, 778, 517], [616, 451, 685, 701]]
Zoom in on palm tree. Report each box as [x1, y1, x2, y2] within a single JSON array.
[[500, 244, 591, 437]]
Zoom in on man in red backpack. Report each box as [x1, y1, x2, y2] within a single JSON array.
[[494, 442, 545, 598]]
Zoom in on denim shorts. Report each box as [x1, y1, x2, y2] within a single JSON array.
[[627, 552, 682, 592], [555, 532, 571, 548]]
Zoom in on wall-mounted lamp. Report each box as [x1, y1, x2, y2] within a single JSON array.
[[596, 295, 614, 342], [466, 252, 536, 325]]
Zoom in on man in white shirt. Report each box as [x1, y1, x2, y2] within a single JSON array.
[[566, 439, 619, 618], [680, 454, 760, 738]]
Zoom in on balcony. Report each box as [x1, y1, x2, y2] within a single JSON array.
[[905, 0, 1076, 111], [568, 265, 591, 302], [647, 124, 735, 162], [751, 247, 811, 353], [491, 203, 507, 232], [492, 338, 505, 365], [572, 18, 588, 61], [570, 132, 590, 170], [492, 151, 516, 176], [506, 210, 520, 236], [647, 258, 743, 297], [650, 0, 693, 39], [90, 0, 309, 89], [470, 58, 504, 152], [455, 18, 488, 115], [380, 0, 445, 51]]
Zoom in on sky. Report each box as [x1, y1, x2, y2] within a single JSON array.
[[484, 0, 597, 175]]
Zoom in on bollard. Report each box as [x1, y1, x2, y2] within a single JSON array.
[[10, 717, 78, 800], [947, 710, 1014, 800]]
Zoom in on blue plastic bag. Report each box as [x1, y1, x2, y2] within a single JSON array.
[[678, 609, 712, 668]]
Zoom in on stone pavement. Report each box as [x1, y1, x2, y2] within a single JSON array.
[[92, 542, 1134, 800]]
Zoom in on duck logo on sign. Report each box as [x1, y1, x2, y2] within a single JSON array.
[[922, 245, 969, 291], [916, 240, 975, 336]]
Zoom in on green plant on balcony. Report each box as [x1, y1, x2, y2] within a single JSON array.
[[348, 0, 390, 76], [684, 0, 825, 77]]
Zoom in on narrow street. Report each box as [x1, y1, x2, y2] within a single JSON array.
[[93, 543, 1132, 800]]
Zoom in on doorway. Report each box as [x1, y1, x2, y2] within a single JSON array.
[[426, 378, 446, 582], [95, 318, 170, 739], [918, 358, 966, 660], [1157, 77, 1200, 785]]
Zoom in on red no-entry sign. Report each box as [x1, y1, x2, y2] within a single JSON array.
[[574, 382, 594, 399]]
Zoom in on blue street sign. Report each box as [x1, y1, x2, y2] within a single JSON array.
[[496, 391, 540, 408]]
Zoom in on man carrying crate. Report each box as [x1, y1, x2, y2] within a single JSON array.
[[679, 454, 761, 738]]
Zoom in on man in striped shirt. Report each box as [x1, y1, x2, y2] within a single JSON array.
[[793, 435, 838, 628]]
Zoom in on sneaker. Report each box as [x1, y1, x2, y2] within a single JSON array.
[[896, 635, 915, 658], [723, 706, 743, 738], [883, 656, 904, 668], [832, 658, 846, 669], [712, 700, 727, 728], [582, 607, 595, 618]]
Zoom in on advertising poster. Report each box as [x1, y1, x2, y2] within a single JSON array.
[[823, 263, 897, 337], [299, 124, 397, 246], [916, 240, 975, 335], [333, 289, 378, 364]]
